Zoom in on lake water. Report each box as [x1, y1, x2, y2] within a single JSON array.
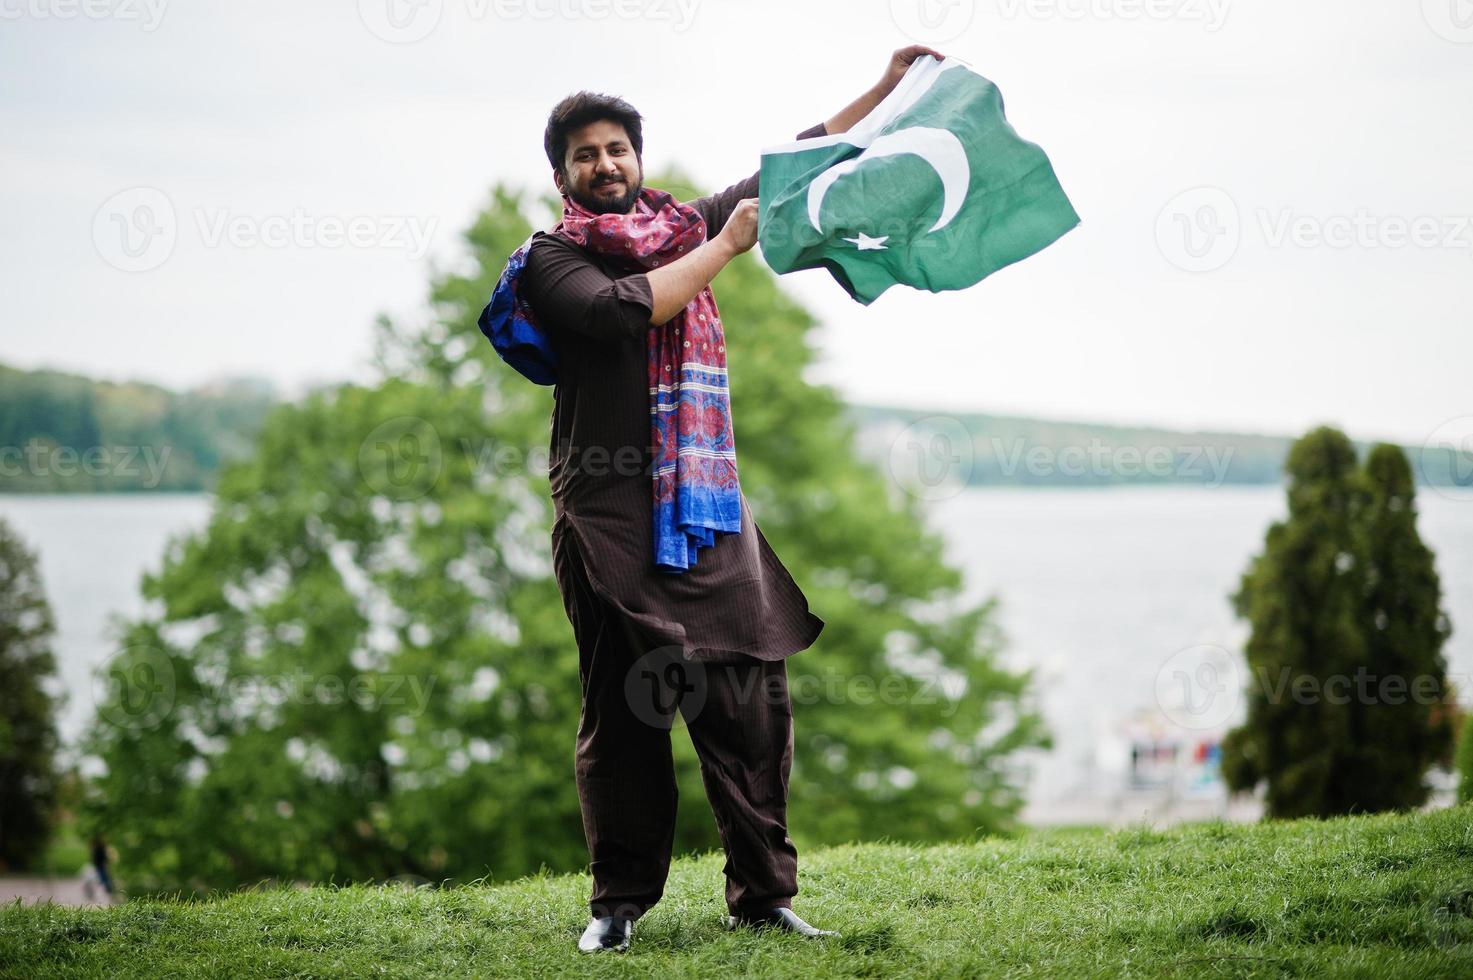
[[4, 486, 1468, 822]]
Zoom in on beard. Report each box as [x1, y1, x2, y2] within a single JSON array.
[[568, 170, 643, 215]]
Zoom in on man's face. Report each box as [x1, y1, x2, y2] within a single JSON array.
[[555, 119, 643, 215]]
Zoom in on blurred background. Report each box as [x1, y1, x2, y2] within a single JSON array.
[[2, 0, 1470, 903]]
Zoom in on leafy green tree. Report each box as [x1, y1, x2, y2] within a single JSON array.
[[0, 516, 62, 870], [83, 174, 1049, 893], [1221, 429, 1452, 818]]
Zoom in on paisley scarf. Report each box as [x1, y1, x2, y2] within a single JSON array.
[[478, 186, 741, 574]]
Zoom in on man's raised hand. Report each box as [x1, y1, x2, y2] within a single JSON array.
[[876, 44, 946, 97]]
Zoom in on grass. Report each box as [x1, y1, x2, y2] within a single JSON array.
[[3, 804, 1472, 978]]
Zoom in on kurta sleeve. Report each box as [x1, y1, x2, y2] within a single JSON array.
[[522, 236, 655, 344], [689, 121, 828, 236]]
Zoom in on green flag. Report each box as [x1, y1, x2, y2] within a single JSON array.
[[757, 56, 1079, 305]]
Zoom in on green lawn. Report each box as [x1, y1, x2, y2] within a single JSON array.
[[3, 804, 1471, 978]]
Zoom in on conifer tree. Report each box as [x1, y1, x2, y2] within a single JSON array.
[[1221, 427, 1368, 817], [1222, 429, 1454, 817], [0, 516, 62, 870], [1352, 443, 1453, 810]]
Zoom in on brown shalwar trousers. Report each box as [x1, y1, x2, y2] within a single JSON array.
[[553, 525, 799, 922]]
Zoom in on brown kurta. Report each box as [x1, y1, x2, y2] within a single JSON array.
[[523, 121, 828, 665]]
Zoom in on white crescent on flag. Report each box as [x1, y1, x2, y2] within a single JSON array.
[[805, 126, 971, 235]]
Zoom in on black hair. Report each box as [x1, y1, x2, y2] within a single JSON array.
[[543, 91, 643, 176]]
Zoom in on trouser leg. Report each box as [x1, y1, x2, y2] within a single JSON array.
[[560, 540, 678, 921], [681, 657, 800, 916]]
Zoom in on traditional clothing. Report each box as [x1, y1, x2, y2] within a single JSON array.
[[508, 120, 829, 921], [520, 121, 828, 668], [485, 186, 745, 573]]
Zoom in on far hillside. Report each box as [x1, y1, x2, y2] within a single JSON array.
[[847, 402, 1467, 489], [1, 361, 1464, 492], [0, 363, 278, 492]]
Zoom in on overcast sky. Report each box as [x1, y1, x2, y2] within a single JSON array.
[[3, 0, 1470, 445]]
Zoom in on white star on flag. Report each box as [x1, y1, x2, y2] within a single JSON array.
[[842, 232, 889, 251]]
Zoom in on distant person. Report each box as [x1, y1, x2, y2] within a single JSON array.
[[89, 835, 114, 902], [484, 43, 948, 955]]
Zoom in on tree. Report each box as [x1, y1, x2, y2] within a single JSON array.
[[1221, 428, 1453, 818], [83, 174, 1049, 894], [1456, 709, 1473, 806], [0, 516, 62, 870], [1351, 443, 1454, 810]]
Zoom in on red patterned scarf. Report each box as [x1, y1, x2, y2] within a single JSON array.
[[553, 187, 742, 573]]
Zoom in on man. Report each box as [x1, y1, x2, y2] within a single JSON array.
[[513, 45, 943, 954]]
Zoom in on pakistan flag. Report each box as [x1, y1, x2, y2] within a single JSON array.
[[758, 55, 1079, 305]]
